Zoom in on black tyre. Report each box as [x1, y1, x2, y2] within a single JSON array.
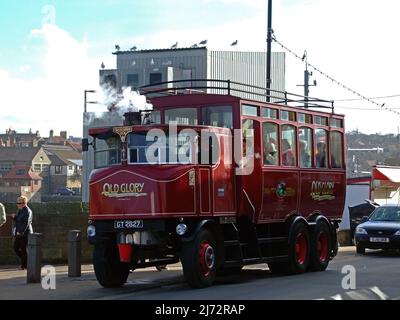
[[309, 221, 331, 271], [356, 244, 365, 254], [181, 228, 217, 288], [288, 223, 310, 273], [93, 241, 130, 288], [269, 223, 310, 275]]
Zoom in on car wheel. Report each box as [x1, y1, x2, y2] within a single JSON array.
[[356, 244, 365, 254]]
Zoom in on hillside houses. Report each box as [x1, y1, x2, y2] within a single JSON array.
[[0, 129, 82, 202]]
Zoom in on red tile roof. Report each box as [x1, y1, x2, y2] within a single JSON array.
[[2, 165, 42, 180]]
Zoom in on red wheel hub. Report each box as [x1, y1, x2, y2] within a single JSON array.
[[317, 231, 329, 262], [198, 241, 215, 277], [295, 233, 307, 265]]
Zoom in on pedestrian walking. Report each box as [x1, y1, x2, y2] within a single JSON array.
[[12, 196, 33, 270]]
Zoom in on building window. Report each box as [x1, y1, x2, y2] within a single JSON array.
[[315, 129, 328, 168], [149, 73, 162, 84], [55, 166, 63, 174], [330, 131, 343, 168], [263, 122, 279, 165], [103, 75, 117, 88], [299, 127, 312, 168], [281, 125, 296, 166], [127, 74, 139, 89], [34, 180, 39, 186], [242, 104, 258, 117], [0, 163, 12, 171], [16, 169, 25, 175], [34, 164, 41, 172]]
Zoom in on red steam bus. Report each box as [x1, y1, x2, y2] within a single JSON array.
[[84, 80, 345, 288]]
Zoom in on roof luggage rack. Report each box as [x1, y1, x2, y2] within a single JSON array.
[[139, 79, 335, 112]]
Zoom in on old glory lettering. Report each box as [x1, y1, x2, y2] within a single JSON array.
[[102, 182, 146, 198], [310, 181, 335, 201]]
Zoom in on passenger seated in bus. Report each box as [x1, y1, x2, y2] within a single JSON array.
[[316, 142, 327, 167], [264, 141, 278, 165], [299, 140, 311, 167], [282, 139, 295, 166]]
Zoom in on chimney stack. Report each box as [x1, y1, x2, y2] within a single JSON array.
[[123, 112, 142, 125]]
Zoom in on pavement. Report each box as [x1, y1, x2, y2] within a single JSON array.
[[1, 246, 397, 300], [0, 262, 184, 300]]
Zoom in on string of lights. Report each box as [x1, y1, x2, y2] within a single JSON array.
[[335, 94, 400, 101], [272, 35, 400, 116]]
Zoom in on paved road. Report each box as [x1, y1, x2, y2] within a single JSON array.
[[1, 247, 399, 300]]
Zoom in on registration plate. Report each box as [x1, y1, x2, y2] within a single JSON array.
[[114, 220, 143, 229], [369, 237, 389, 243]]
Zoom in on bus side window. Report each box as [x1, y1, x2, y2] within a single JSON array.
[[263, 122, 278, 165], [281, 125, 296, 166], [299, 127, 312, 168], [330, 131, 343, 168], [315, 129, 328, 168]]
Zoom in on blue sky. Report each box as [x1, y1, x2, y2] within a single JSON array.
[[0, 0, 255, 76], [0, 0, 400, 136]]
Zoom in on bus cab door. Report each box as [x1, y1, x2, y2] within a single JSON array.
[[198, 132, 236, 216]]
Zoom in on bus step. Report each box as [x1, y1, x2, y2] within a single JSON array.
[[257, 237, 286, 244], [223, 240, 240, 247], [224, 255, 288, 266]]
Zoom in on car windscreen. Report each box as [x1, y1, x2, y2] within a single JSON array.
[[369, 207, 400, 222]]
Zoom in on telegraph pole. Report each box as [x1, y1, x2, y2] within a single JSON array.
[[266, 0, 272, 102], [297, 50, 316, 108]]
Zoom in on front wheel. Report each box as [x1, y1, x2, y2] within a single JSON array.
[[181, 228, 217, 288], [93, 241, 130, 288]]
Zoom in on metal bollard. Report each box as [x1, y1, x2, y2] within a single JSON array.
[[27, 233, 42, 283], [68, 230, 81, 277]]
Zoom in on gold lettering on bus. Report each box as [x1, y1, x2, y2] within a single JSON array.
[[310, 181, 335, 201], [102, 182, 146, 198]]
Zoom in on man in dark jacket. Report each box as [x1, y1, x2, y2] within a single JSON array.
[[12, 196, 33, 270]]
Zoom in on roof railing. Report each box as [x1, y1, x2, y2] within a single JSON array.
[[139, 79, 335, 112]]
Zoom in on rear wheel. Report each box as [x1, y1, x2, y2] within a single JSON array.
[[269, 222, 310, 274], [356, 244, 365, 254], [181, 228, 217, 288], [93, 240, 130, 288], [309, 221, 331, 271]]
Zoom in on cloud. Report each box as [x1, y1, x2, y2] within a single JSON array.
[[0, 24, 99, 137]]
